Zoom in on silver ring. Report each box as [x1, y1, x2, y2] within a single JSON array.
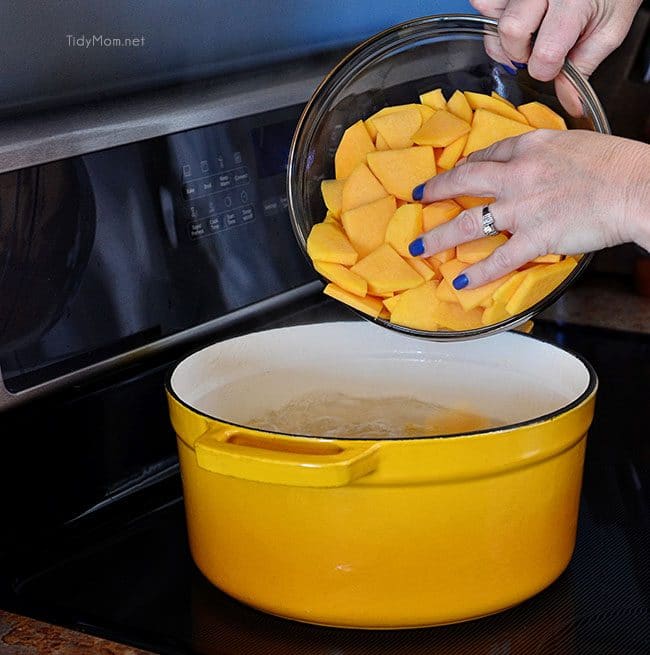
[[482, 206, 499, 237]]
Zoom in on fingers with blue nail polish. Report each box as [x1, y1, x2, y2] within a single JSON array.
[[409, 237, 425, 257], [453, 274, 469, 290], [512, 61, 527, 69], [412, 183, 425, 201], [500, 63, 518, 75]]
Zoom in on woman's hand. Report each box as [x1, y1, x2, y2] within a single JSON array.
[[408, 130, 650, 289], [470, 0, 642, 80]]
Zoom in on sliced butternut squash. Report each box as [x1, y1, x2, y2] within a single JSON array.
[[404, 256, 437, 281], [463, 108, 534, 156], [517, 101, 567, 130], [437, 134, 469, 169], [413, 110, 472, 148], [334, 120, 375, 179], [446, 89, 473, 124], [389, 281, 440, 331], [419, 88, 447, 111], [323, 283, 383, 318], [373, 108, 422, 150], [341, 195, 396, 258], [423, 199, 462, 231], [341, 162, 388, 214], [320, 179, 344, 218], [307, 222, 358, 266], [455, 195, 496, 210], [439, 259, 515, 311], [432, 301, 484, 331], [350, 243, 424, 295], [385, 203, 423, 257], [367, 146, 437, 201], [456, 233, 509, 264], [313, 261, 368, 297], [464, 91, 529, 124]]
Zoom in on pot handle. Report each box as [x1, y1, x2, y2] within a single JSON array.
[[193, 428, 380, 487]]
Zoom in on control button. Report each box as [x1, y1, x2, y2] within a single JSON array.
[[279, 195, 288, 210], [223, 195, 233, 209], [240, 190, 249, 204], [207, 199, 217, 215], [263, 198, 279, 216], [200, 160, 209, 173], [223, 211, 238, 227], [189, 205, 200, 219], [188, 220, 207, 240], [183, 182, 197, 198], [233, 167, 250, 186], [216, 155, 224, 170], [233, 151, 242, 165], [218, 172, 232, 190], [207, 216, 221, 232], [201, 178, 215, 194], [182, 164, 191, 178], [240, 206, 255, 222]]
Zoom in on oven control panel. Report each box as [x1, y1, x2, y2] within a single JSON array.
[[0, 103, 318, 397]]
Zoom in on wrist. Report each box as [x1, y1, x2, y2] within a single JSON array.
[[625, 141, 650, 252]]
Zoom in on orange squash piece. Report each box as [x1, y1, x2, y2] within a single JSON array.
[[307, 222, 358, 266], [382, 295, 402, 313], [367, 146, 437, 201], [412, 110, 472, 148], [321, 179, 344, 218], [341, 162, 388, 213], [419, 88, 447, 111], [432, 301, 484, 331], [435, 278, 459, 303], [389, 281, 440, 331], [491, 91, 515, 109], [463, 109, 534, 156], [404, 256, 437, 281], [455, 195, 496, 210], [431, 247, 456, 264], [341, 195, 396, 258], [456, 233, 509, 264], [350, 243, 424, 295], [422, 199, 462, 231], [446, 90, 473, 124], [506, 259, 577, 315], [366, 104, 431, 139], [481, 300, 510, 326], [385, 203, 423, 257], [532, 254, 563, 263], [492, 268, 531, 304], [440, 258, 515, 311], [437, 134, 469, 169], [323, 212, 338, 225], [313, 261, 368, 297], [517, 102, 567, 130], [464, 91, 529, 124], [373, 108, 422, 149], [334, 120, 375, 179], [323, 283, 383, 318], [375, 132, 391, 150]]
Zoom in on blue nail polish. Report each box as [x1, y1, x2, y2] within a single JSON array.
[[453, 274, 469, 290], [412, 183, 425, 201], [500, 63, 518, 75], [512, 61, 527, 69], [409, 238, 425, 257]]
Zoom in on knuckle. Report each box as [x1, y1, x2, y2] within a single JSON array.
[[458, 211, 478, 238], [491, 246, 513, 273], [470, 0, 494, 13], [499, 14, 527, 41], [533, 42, 566, 68]]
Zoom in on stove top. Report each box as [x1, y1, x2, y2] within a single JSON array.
[[0, 296, 648, 655]]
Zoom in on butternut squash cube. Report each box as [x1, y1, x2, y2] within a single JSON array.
[[446, 90, 473, 124], [373, 108, 422, 149], [389, 281, 440, 331], [517, 102, 567, 130], [367, 146, 437, 201], [334, 120, 376, 179], [404, 255, 437, 281], [506, 259, 577, 315], [435, 278, 459, 303], [437, 134, 469, 170], [491, 91, 515, 109], [464, 91, 529, 124], [423, 199, 462, 231], [320, 179, 344, 218], [419, 88, 447, 111], [481, 300, 510, 326], [456, 233, 509, 263], [375, 132, 391, 150], [313, 260, 368, 297], [413, 110, 471, 148], [341, 195, 397, 258], [341, 162, 388, 213], [440, 258, 515, 311], [307, 222, 358, 266], [351, 243, 424, 295], [385, 203, 423, 257], [463, 108, 534, 156], [455, 195, 496, 210], [323, 283, 383, 318], [432, 301, 484, 331]]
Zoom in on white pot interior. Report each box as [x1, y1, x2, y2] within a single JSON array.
[[170, 322, 593, 438]]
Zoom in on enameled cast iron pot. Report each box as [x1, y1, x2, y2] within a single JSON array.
[[166, 322, 597, 628]]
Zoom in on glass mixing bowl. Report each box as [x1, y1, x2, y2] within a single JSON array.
[[287, 13, 611, 340]]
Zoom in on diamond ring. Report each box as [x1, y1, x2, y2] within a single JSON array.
[[482, 206, 499, 237]]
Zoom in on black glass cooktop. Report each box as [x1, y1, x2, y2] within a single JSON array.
[[0, 298, 648, 655]]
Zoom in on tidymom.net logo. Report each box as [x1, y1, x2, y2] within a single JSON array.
[[66, 34, 145, 48]]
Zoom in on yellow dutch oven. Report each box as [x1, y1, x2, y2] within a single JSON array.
[[166, 321, 597, 629]]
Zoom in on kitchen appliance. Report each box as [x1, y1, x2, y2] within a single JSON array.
[[0, 4, 648, 654]]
